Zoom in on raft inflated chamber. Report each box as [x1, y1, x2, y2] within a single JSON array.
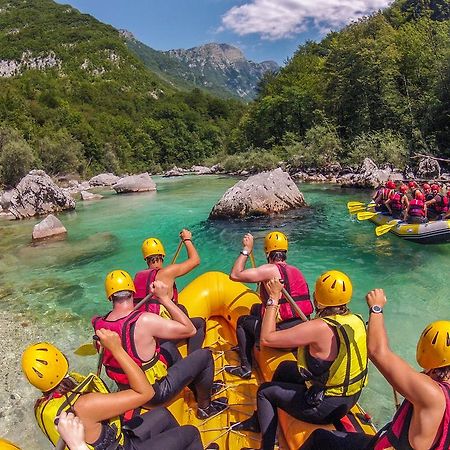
[[159, 271, 376, 449], [369, 213, 450, 244]]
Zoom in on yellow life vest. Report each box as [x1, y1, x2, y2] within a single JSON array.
[[297, 313, 368, 397], [141, 353, 168, 385], [34, 372, 124, 449]]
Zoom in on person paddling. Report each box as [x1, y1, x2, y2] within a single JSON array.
[[235, 271, 368, 450], [133, 230, 206, 355], [22, 329, 203, 450], [426, 184, 449, 221], [226, 231, 312, 379], [92, 270, 227, 419], [405, 191, 428, 224], [386, 184, 409, 219], [373, 181, 396, 213], [300, 293, 450, 450]]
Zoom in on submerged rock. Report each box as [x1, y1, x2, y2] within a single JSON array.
[[8, 170, 75, 219], [89, 173, 120, 186], [80, 190, 103, 201], [113, 173, 157, 193], [209, 168, 306, 219], [32, 214, 67, 240]]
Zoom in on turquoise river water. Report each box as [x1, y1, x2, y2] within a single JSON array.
[[0, 175, 448, 448]]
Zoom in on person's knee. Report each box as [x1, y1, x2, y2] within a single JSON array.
[[192, 348, 213, 366], [182, 424, 201, 441], [257, 382, 272, 400], [237, 315, 249, 327]]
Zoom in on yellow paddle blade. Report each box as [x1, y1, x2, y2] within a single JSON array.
[[348, 206, 366, 214], [357, 211, 378, 221], [375, 221, 398, 237], [347, 201, 366, 208], [74, 342, 97, 356]]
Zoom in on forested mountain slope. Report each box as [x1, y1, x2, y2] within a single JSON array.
[[0, 0, 243, 185], [229, 0, 449, 169]]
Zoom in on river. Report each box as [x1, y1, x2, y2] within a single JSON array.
[[1, 175, 448, 448]]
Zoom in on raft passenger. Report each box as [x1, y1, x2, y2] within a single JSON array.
[[22, 329, 203, 450], [134, 230, 206, 356], [92, 270, 227, 419], [300, 293, 450, 450], [386, 184, 409, 219], [226, 231, 312, 379], [235, 271, 368, 450], [373, 181, 396, 213], [405, 191, 428, 224], [426, 184, 449, 220]]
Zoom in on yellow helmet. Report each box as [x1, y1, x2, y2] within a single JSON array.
[[21, 342, 68, 392], [0, 439, 21, 450], [416, 321, 450, 370], [314, 270, 353, 307], [142, 237, 166, 260], [105, 270, 136, 300], [264, 231, 288, 254]]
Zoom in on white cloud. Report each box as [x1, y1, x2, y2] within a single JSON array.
[[221, 0, 391, 40]]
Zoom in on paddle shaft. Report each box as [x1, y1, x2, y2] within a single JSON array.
[[170, 240, 183, 265]]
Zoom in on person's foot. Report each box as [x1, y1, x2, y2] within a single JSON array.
[[212, 380, 226, 395], [231, 412, 260, 433], [224, 365, 252, 379], [197, 397, 228, 419]]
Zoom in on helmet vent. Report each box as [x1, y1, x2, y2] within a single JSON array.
[[37, 347, 49, 352], [342, 281, 346, 292], [423, 326, 432, 337], [331, 280, 337, 289], [446, 332, 450, 347], [431, 331, 439, 345], [322, 275, 330, 282], [120, 271, 127, 278], [36, 359, 48, 365], [32, 367, 43, 378]]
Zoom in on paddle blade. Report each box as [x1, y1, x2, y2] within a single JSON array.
[[348, 206, 366, 214], [347, 201, 366, 208], [357, 211, 377, 221], [74, 343, 97, 356], [375, 222, 398, 237]]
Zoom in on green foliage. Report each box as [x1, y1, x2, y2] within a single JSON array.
[[348, 130, 408, 168], [0, 132, 35, 186]]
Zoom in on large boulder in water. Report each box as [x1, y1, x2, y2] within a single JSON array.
[[113, 173, 157, 193], [89, 173, 120, 186], [209, 168, 306, 219], [341, 158, 402, 188], [8, 170, 75, 219], [32, 214, 67, 240]]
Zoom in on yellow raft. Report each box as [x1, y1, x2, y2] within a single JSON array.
[[160, 271, 376, 449]]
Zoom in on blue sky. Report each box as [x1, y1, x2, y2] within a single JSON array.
[[55, 0, 391, 65]]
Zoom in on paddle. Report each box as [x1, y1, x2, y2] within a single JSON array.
[[171, 240, 183, 265], [348, 206, 367, 214], [375, 220, 399, 237], [347, 201, 367, 208], [357, 211, 378, 221]]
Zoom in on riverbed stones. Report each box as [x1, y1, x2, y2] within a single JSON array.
[[163, 166, 185, 177], [8, 170, 76, 219], [89, 173, 120, 186], [417, 157, 441, 179], [112, 172, 156, 193], [209, 168, 306, 219], [80, 190, 103, 201], [32, 214, 67, 240]]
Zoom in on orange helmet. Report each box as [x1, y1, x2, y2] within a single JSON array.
[[415, 191, 424, 201], [400, 184, 408, 193], [431, 184, 440, 192], [423, 183, 431, 191], [408, 181, 417, 188], [386, 181, 396, 189]]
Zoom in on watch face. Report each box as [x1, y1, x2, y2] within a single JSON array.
[[267, 299, 274, 306], [371, 305, 382, 313]]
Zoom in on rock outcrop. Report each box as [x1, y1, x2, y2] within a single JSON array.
[[209, 168, 306, 219], [163, 166, 186, 177], [0, 189, 13, 210], [80, 191, 103, 201], [89, 173, 120, 187], [190, 165, 213, 175], [113, 173, 156, 193], [32, 214, 67, 240], [8, 170, 76, 219], [417, 157, 441, 179]]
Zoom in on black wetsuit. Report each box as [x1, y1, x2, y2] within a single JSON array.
[[299, 428, 373, 450], [255, 357, 361, 450], [91, 407, 203, 450]]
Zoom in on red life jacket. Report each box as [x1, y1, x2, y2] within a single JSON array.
[[409, 199, 425, 217], [390, 191, 404, 212], [133, 268, 178, 314], [92, 310, 166, 385], [382, 188, 393, 201], [260, 263, 312, 320], [373, 382, 450, 450], [434, 194, 449, 214]]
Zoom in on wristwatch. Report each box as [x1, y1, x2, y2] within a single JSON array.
[[369, 305, 383, 314], [266, 298, 278, 307], [240, 249, 250, 257]]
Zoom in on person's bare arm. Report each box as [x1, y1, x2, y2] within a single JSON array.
[[366, 289, 444, 407], [385, 198, 393, 215], [74, 329, 155, 441], [260, 278, 329, 349], [160, 229, 200, 280]]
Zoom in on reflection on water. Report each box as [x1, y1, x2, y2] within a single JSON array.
[[0, 176, 449, 446]]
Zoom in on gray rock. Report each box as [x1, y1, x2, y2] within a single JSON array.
[[190, 165, 213, 175], [89, 173, 120, 186], [32, 214, 67, 240], [210, 164, 223, 173], [163, 166, 185, 177], [113, 173, 157, 193], [80, 190, 103, 201], [417, 157, 441, 179], [344, 158, 403, 188], [0, 189, 13, 210], [209, 168, 306, 219], [8, 170, 76, 219]]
